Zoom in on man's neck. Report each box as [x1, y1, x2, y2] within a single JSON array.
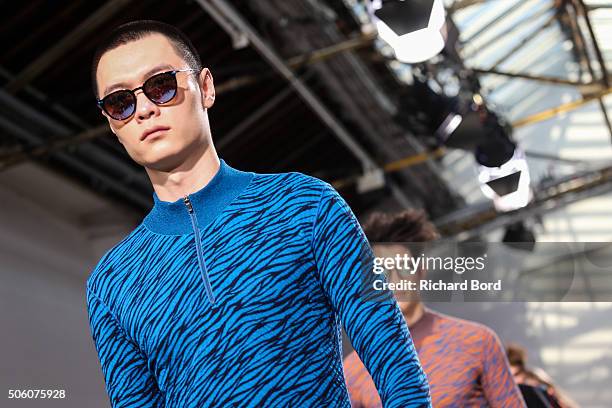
[[401, 301, 425, 327], [146, 142, 220, 203]]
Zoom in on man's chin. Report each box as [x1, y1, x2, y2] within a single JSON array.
[[141, 154, 183, 173], [399, 300, 420, 314]]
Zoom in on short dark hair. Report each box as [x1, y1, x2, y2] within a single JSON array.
[[91, 20, 202, 98], [362, 210, 440, 243]]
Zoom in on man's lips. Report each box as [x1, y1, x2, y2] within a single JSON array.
[[141, 126, 170, 141]]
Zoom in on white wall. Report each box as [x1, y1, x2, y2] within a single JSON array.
[[0, 162, 138, 408]]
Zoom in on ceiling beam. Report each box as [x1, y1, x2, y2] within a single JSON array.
[[195, 0, 380, 173], [5, 0, 132, 94]]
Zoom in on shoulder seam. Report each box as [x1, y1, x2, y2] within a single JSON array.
[[87, 286, 147, 356], [87, 286, 140, 343], [86, 286, 123, 330]]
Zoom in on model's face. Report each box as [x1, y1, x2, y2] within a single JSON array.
[[96, 33, 215, 171], [373, 243, 423, 311]]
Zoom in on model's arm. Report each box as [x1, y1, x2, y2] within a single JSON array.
[[481, 329, 526, 408], [311, 182, 431, 408], [86, 287, 164, 408]]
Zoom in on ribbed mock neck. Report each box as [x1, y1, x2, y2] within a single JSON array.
[[143, 158, 254, 235]]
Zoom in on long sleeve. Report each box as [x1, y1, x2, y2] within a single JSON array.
[[311, 182, 431, 408], [86, 287, 165, 408], [481, 329, 526, 408]]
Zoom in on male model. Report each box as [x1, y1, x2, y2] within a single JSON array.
[[344, 210, 526, 407], [86, 20, 430, 407]]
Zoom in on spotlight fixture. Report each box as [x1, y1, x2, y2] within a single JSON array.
[[395, 80, 532, 212], [369, 0, 447, 63], [438, 94, 532, 212], [502, 221, 536, 252], [473, 110, 532, 212], [478, 147, 532, 212]]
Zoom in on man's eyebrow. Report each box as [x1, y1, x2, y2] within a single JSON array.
[[102, 64, 176, 97]]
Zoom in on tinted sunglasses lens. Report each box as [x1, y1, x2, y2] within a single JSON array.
[[103, 91, 135, 120], [144, 72, 177, 104]]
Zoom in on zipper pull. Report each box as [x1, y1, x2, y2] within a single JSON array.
[[183, 195, 194, 213]]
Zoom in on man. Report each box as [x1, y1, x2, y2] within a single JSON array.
[[344, 210, 526, 407], [86, 20, 431, 407], [507, 344, 577, 408]]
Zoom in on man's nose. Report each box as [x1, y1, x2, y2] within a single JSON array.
[[134, 89, 158, 120]]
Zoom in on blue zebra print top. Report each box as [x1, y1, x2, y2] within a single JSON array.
[[86, 158, 431, 407]]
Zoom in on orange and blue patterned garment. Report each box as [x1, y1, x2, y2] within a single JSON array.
[[344, 309, 526, 408]]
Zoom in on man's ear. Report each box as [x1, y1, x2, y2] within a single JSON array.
[[199, 68, 215, 109]]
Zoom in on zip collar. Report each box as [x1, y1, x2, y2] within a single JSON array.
[[143, 158, 255, 235]]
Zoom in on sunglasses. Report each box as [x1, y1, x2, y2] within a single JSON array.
[[96, 68, 199, 120]]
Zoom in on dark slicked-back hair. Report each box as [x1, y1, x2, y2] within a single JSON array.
[[91, 20, 202, 98], [362, 210, 440, 244]]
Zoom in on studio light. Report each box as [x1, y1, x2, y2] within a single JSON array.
[[395, 80, 532, 212], [478, 147, 532, 212], [369, 0, 447, 63], [439, 94, 532, 212]]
